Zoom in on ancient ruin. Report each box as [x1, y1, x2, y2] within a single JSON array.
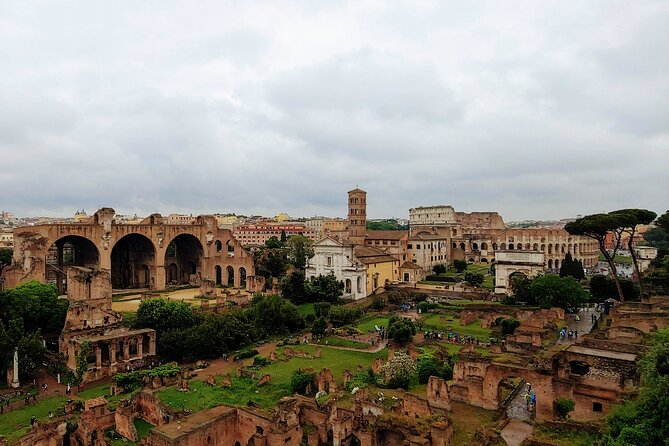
[[3, 208, 255, 293], [59, 267, 156, 382]]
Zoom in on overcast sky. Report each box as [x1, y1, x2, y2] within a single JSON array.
[[1, 1, 667, 221]]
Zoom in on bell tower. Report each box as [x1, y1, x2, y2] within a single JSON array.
[[347, 188, 367, 245]]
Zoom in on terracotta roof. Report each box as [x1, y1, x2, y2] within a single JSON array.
[[400, 261, 422, 269], [366, 230, 408, 240], [354, 246, 397, 264]]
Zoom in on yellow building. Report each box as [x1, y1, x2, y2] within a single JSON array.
[[275, 213, 291, 222], [354, 246, 399, 294]]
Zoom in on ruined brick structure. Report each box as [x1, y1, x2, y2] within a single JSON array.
[[59, 267, 156, 382], [3, 208, 255, 293]]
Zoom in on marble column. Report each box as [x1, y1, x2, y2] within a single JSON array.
[[11, 348, 20, 388]]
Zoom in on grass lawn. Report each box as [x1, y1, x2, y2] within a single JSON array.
[[533, 424, 599, 446], [422, 314, 491, 339], [157, 345, 387, 412], [77, 383, 139, 407], [262, 345, 388, 385], [357, 316, 389, 333], [449, 401, 498, 446], [157, 377, 290, 411], [598, 252, 632, 265], [297, 303, 315, 316], [0, 396, 67, 442], [321, 336, 371, 349]]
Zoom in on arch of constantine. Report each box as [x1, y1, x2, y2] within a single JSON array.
[[3, 208, 255, 293]]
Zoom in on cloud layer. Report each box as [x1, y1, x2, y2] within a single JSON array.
[[1, 0, 667, 220]]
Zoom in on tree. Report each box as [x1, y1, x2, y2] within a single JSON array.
[[0, 247, 11, 277], [559, 253, 585, 280], [265, 236, 283, 249], [433, 264, 446, 275], [0, 280, 66, 334], [314, 302, 331, 318], [280, 230, 288, 243], [306, 274, 344, 303], [464, 271, 484, 287], [610, 209, 657, 297], [280, 271, 308, 304], [565, 213, 635, 301], [135, 298, 198, 334], [452, 260, 467, 273], [416, 353, 451, 384], [387, 316, 416, 345], [527, 274, 589, 310], [380, 350, 416, 390], [250, 294, 305, 335], [589, 275, 638, 302], [657, 211, 669, 232], [510, 274, 532, 304], [290, 369, 316, 395], [328, 306, 362, 327], [312, 317, 327, 338], [285, 235, 314, 270]]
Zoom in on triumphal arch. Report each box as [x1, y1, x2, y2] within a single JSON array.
[[3, 208, 255, 293]]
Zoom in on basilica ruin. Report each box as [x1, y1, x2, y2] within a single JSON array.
[[3, 208, 255, 293]]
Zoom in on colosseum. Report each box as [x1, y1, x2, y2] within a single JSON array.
[[408, 205, 599, 270], [3, 208, 255, 293]]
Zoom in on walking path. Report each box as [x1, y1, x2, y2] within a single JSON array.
[[506, 383, 533, 422], [501, 419, 534, 446], [556, 307, 599, 346]]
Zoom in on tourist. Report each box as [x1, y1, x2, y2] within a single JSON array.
[[530, 392, 536, 409], [524, 392, 531, 409], [575, 330, 579, 339]]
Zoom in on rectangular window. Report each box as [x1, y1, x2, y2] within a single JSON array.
[[408, 244, 413, 249], [327, 257, 332, 267], [593, 402, 603, 412]]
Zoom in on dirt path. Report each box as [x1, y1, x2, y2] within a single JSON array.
[[500, 419, 533, 446]]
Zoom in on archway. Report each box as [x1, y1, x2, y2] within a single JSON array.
[[377, 429, 406, 446], [227, 266, 235, 287], [341, 434, 361, 446], [111, 234, 157, 290], [165, 234, 204, 285], [548, 259, 553, 269], [167, 263, 178, 284], [46, 235, 100, 295], [555, 259, 560, 269], [472, 242, 479, 251], [357, 276, 362, 294], [497, 376, 524, 408], [345, 279, 352, 294], [239, 267, 247, 288], [215, 265, 222, 285], [215, 240, 223, 253], [509, 243, 514, 250], [481, 242, 488, 250]]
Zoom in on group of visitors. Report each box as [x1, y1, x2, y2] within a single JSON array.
[[559, 327, 578, 340], [523, 382, 537, 412]]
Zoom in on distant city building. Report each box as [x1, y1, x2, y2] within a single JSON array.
[[234, 222, 318, 246], [73, 209, 89, 223], [167, 214, 196, 225], [0, 230, 13, 248], [346, 188, 367, 245]]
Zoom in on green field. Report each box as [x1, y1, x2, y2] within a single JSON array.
[[321, 336, 371, 349], [422, 315, 491, 339], [357, 316, 390, 332], [157, 377, 290, 411], [297, 303, 315, 316], [0, 396, 67, 442], [533, 424, 599, 446], [157, 345, 387, 412]]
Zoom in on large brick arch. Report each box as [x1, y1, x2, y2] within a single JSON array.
[[480, 364, 555, 419], [3, 208, 255, 290]]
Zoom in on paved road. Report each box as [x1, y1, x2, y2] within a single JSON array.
[[506, 383, 533, 422], [501, 419, 534, 446], [556, 307, 600, 346]]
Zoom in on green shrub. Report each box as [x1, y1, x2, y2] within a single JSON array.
[[252, 355, 270, 367], [387, 316, 416, 345], [554, 398, 575, 419], [234, 349, 259, 361], [290, 369, 316, 395], [114, 364, 181, 391], [453, 260, 467, 272], [328, 306, 362, 327], [464, 271, 484, 287], [433, 264, 447, 275]]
